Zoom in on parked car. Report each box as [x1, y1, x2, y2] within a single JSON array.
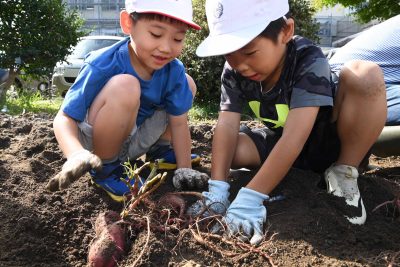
[[0, 68, 50, 96], [52, 35, 125, 96]]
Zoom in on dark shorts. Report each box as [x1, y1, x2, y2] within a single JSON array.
[[240, 107, 341, 173]]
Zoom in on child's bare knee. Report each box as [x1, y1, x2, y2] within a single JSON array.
[[105, 74, 141, 105], [341, 60, 385, 97], [185, 73, 197, 98], [231, 133, 260, 168]]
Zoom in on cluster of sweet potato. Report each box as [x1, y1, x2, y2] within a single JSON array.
[[88, 211, 126, 267]]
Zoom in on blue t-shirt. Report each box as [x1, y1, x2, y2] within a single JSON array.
[[62, 37, 193, 126]]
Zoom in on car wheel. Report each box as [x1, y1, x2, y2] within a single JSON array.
[[37, 82, 53, 98], [37, 82, 48, 92]]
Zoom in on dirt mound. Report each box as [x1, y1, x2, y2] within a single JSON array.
[[0, 112, 399, 267]]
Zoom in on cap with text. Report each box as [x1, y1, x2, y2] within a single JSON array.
[[125, 0, 201, 30], [196, 0, 289, 57]]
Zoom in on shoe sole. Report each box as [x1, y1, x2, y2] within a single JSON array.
[[150, 157, 201, 170], [346, 197, 366, 225], [325, 175, 366, 225], [90, 179, 127, 203], [324, 168, 367, 225]]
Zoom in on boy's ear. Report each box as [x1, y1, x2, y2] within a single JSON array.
[[281, 18, 295, 44], [120, 10, 133, 35]]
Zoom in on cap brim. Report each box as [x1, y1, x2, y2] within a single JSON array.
[[137, 11, 201, 30], [196, 22, 269, 57]]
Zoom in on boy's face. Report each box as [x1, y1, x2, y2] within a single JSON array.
[[224, 36, 287, 87], [127, 16, 188, 77]]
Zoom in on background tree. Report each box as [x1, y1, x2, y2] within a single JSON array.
[[0, 0, 86, 104], [180, 0, 320, 105], [313, 0, 400, 23], [291, 0, 320, 42]]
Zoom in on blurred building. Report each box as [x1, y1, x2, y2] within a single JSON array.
[[64, 0, 125, 36], [314, 5, 378, 47], [64, 1, 377, 44]]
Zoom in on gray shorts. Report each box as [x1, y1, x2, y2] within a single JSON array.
[[78, 110, 168, 163]]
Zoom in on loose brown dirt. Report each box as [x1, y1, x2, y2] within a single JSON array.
[[0, 112, 399, 267]]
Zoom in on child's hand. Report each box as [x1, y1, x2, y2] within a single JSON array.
[[187, 180, 230, 217], [46, 149, 102, 191], [224, 187, 269, 246], [172, 168, 209, 190]]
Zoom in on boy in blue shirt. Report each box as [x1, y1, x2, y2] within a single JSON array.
[[190, 0, 387, 245], [46, 0, 209, 202]]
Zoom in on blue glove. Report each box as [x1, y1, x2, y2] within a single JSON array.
[[187, 180, 230, 217], [224, 187, 269, 246]]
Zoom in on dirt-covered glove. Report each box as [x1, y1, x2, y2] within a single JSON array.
[[224, 187, 269, 246], [46, 149, 102, 192], [187, 180, 230, 217], [172, 168, 209, 190]]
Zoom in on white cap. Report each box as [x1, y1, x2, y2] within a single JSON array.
[[125, 0, 201, 30], [196, 0, 289, 57]]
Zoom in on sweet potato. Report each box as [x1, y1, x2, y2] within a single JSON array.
[[88, 211, 126, 267], [158, 193, 186, 218]]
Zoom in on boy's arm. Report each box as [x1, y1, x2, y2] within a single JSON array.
[[168, 113, 192, 168], [224, 106, 319, 245], [211, 111, 241, 181], [53, 110, 85, 157], [186, 111, 241, 216], [169, 112, 210, 191], [247, 106, 319, 194], [47, 110, 101, 192]]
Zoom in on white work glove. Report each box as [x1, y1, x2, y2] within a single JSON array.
[[173, 167, 209, 190], [187, 180, 230, 217], [46, 149, 102, 191], [224, 187, 269, 246]]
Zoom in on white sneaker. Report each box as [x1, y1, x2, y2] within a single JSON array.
[[324, 164, 366, 225]]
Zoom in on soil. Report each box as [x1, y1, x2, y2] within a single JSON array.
[[0, 112, 399, 267]]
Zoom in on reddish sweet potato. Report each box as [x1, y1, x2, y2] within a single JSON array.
[[88, 211, 126, 267], [94, 210, 122, 236], [158, 193, 186, 218]]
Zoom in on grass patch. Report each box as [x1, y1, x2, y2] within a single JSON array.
[[189, 100, 255, 123], [4, 91, 62, 116], [3, 89, 219, 121], [188, 101, 219, 122], [2, 91, 251, 124]]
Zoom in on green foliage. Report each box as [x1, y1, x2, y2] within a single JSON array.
[[188, 101, 219, 122], [312, 0, 400, 23], [180, 0, 320, 105], [290, 0, 320, 42], [0, 0, 86, 77], [179, 0, 225, 105], [5, 90, 62, 115]]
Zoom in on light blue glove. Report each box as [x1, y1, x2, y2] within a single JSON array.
[[187, 180, 230, 217], [224, 187, 269, 246]]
